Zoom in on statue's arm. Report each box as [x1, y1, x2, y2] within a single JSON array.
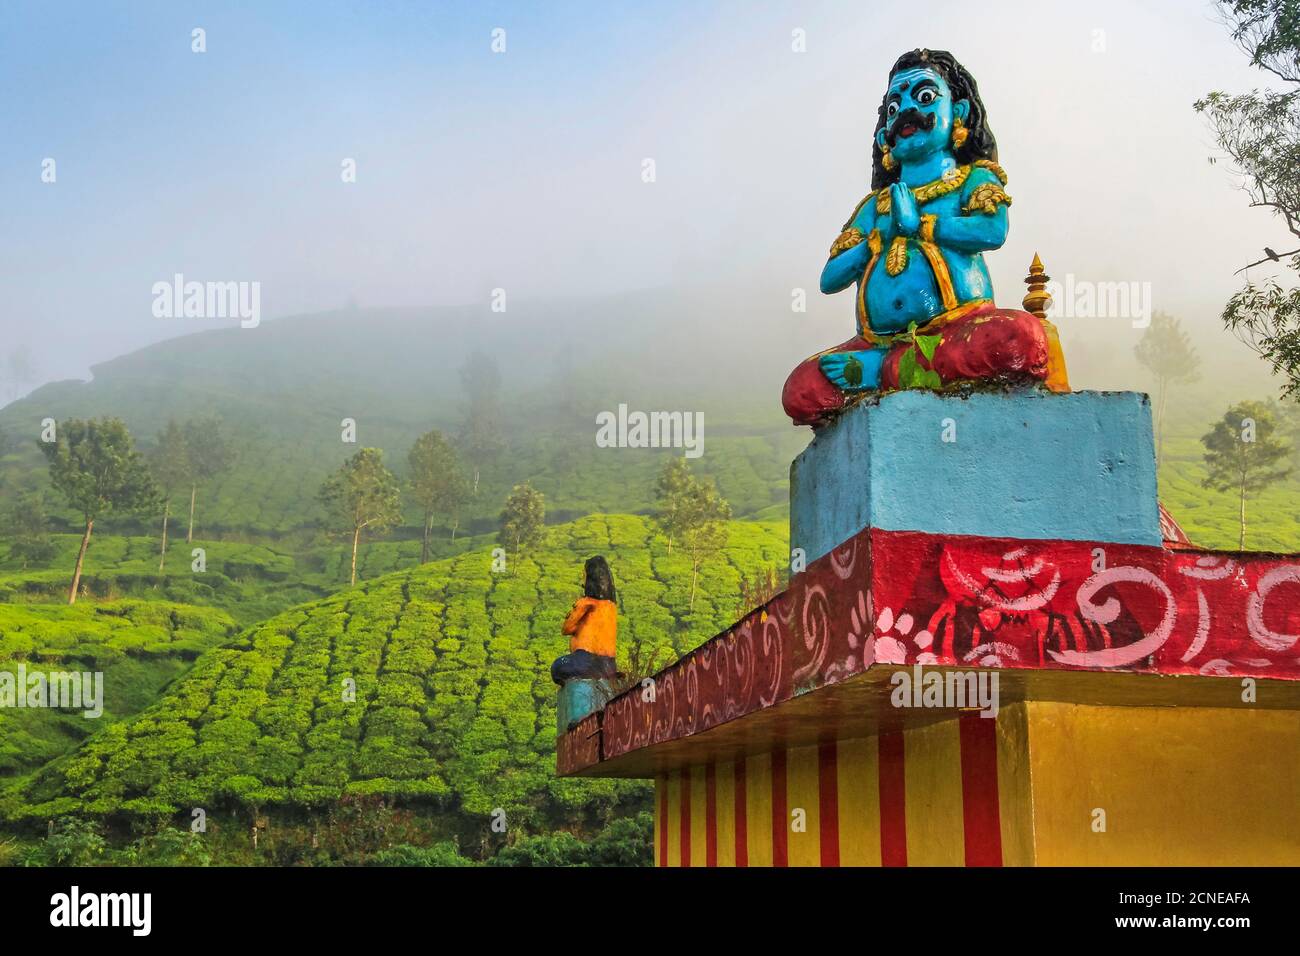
[[820, 194, 877, 294], [820, 241, 870, 294], [932, 205, 1009, 252], [562, 600, 592, 635], [934, 170, 1012, 252]]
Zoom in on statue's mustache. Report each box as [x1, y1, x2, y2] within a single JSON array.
[[885, 108, 937, 146]]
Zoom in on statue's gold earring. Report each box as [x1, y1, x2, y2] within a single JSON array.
[[952, 116, 969, 149], [881, 146, 896, 172]]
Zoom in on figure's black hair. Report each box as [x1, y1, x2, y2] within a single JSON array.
[[583, 555, 617, 602], [870, 49, 998, 190]]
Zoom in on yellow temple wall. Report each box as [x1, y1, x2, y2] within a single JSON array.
[[652, 703, 1300, 866], [1025, 701, 1300, 866]]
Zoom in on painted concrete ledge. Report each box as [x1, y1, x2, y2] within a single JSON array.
[[790, 389, 1161, 564], [557, 525, 1300, 778]]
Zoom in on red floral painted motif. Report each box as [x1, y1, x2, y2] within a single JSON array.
[[566, 527, 1300, 774]]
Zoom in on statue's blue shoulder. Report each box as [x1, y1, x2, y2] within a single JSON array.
[[844, 190, 878, 229], [960, 161, 1011, 211], [962, 160, 1009, 194]]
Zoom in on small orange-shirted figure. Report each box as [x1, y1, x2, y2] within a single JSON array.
[[551, 556, 618, 685]]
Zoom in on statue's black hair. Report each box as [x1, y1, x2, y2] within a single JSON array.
[[583, 555, 617, 602], [870, 49, 998, 190]]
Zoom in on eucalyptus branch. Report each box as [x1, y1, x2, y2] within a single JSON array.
[[1235, 246, 1300, 273]]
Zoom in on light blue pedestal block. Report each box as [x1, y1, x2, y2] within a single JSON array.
[[789, 390, 1161, 564], [557, 679, 614, 733]]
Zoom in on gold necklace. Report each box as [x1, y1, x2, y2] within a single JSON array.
[[875, 165, 971, 215]]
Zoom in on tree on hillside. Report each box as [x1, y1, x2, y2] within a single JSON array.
[[1, 492, 57, 569], [318, 448, 402, 586], [652, 457, 694, 554], [407, 429, 470, 562], [1279, 399, 1300, 468], [548, 345, 588, 419], [150, 421, 193, 572], [498, 482, 545, 554], [1134, 313, 1202, 464], [1197, 1, 1300, 400], [680, 478, 731, 612], [4, 345, 37, 402], [1201, 400, 1293, 550], [735, 565, 786, 620], [182, 417, 234, 543], [40, 417, 158, 603], [655, 458, 732, 610], [457, 352, 506, 495]]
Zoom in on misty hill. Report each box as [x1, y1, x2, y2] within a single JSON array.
[[0, 294, 810, 538]]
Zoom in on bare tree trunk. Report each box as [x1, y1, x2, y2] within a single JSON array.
[[421, 514, 431, 564], [689, 555, 699, 611], [186, 484, 197, 543], [473, 467, 480, 495], [159, 503, 170, 572], [450, 518, 459, 542], [69, 518, 93, 605], [350, 527, 360, 585]]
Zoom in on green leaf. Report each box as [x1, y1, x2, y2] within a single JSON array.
[[897, 348, 941, 390], [915, 333, 942, 363], [843, 355, 864, 387]]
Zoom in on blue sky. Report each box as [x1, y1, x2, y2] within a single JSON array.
[[0, 0, 1289, 386]]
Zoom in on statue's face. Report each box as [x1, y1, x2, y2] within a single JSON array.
[[876, 66, 969, 164]]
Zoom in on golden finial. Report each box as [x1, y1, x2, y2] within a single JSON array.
[[1022, 252, 1051, 320]]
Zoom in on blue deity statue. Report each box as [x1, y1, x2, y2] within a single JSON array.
[[783, 49, 1068, 427]]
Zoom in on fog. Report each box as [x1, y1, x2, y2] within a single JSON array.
[[1, 0, 1293, 397]]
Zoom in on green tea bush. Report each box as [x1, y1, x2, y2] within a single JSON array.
[[6, 516, 783, 842]]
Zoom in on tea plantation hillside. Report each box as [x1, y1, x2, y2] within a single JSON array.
[[0, 601, 237, 784], [0, 534, 318, 626], [4, 515, 787, 840], [1157, 423, 1300, 552], [0, 528, 510, 626]]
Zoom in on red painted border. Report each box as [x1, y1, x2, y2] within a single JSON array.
[[564, 526, 1300, 777]]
